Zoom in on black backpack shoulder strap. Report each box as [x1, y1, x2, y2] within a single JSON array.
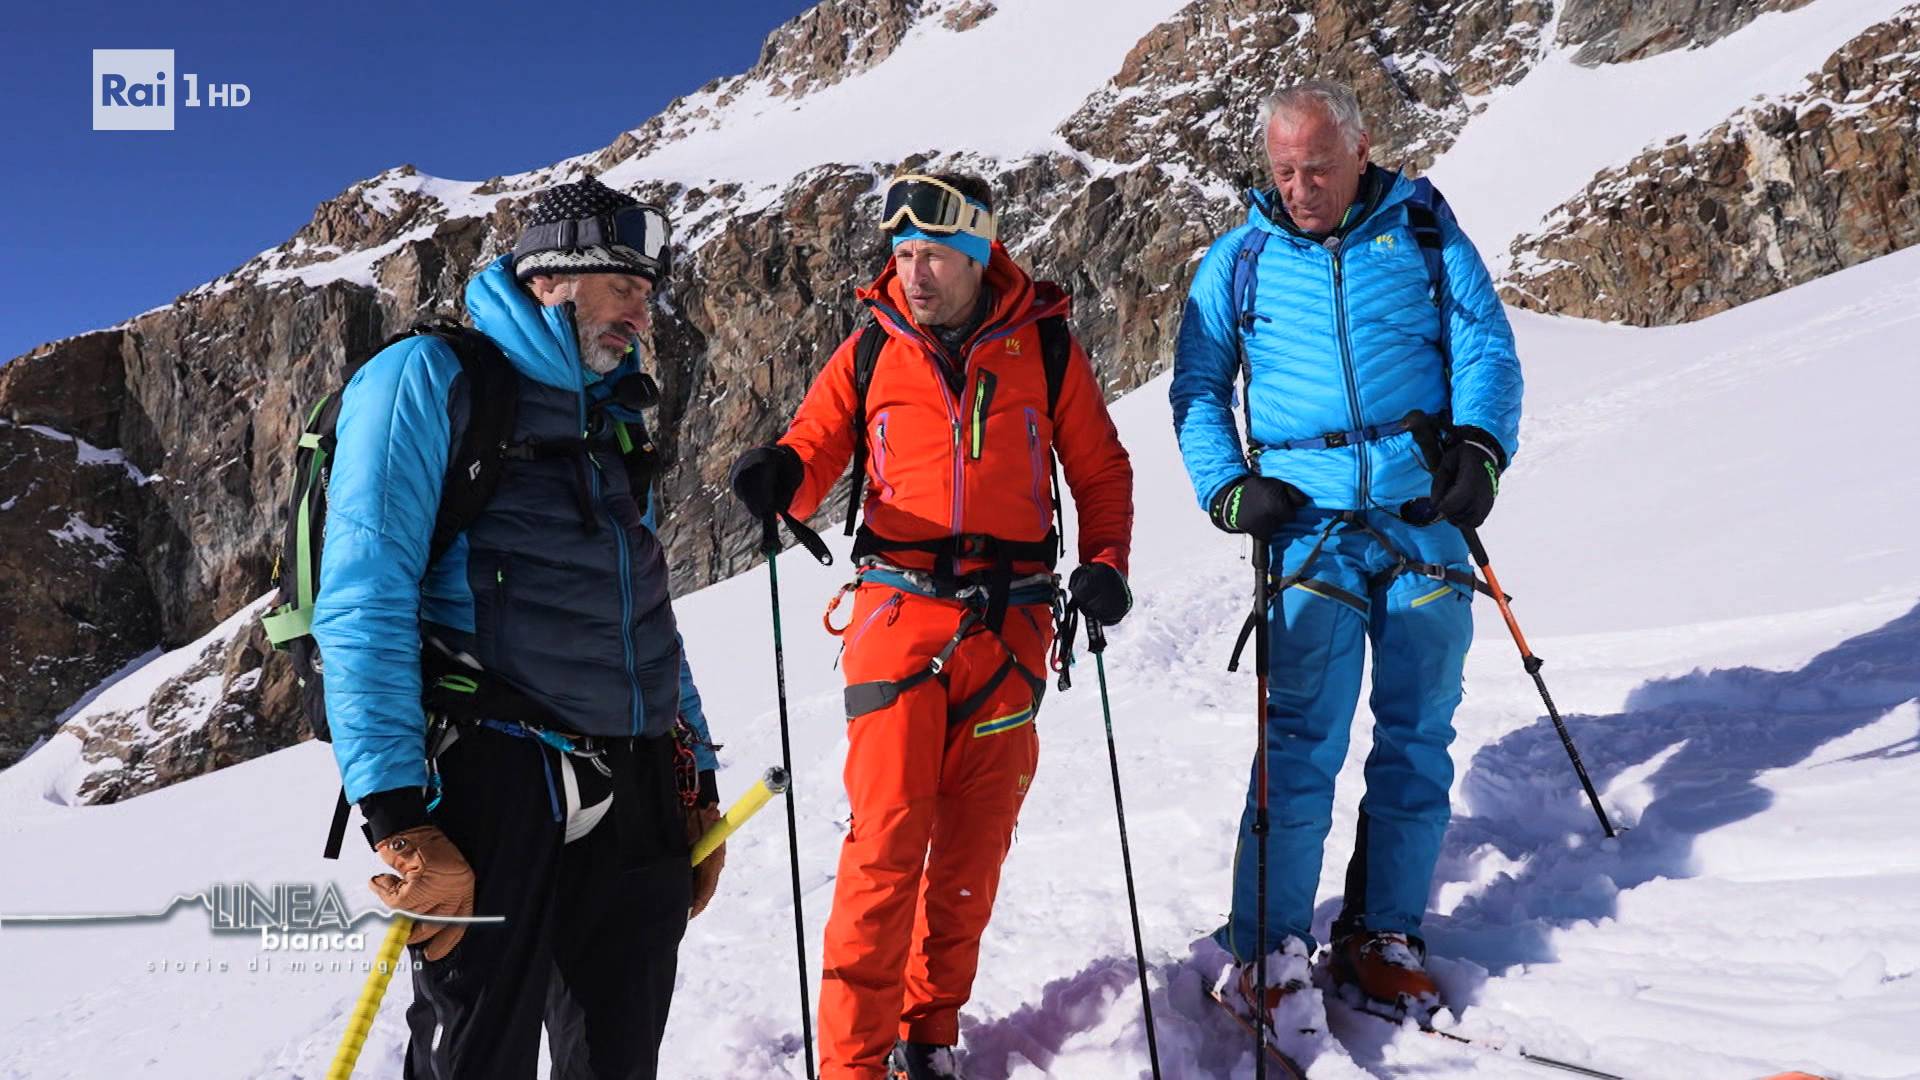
[[414, 322, 519, 564], [613, 414, 661, 520], [1036, 314, 1072, 418], [842, 320, 891, 537], [1034, 313, 1076, 561]]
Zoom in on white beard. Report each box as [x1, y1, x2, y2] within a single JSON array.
[[577, 322, 629, 375]]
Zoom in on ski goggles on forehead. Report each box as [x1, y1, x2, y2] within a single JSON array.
[[513, 204, 673, 275], [878, 175, 998, 242]]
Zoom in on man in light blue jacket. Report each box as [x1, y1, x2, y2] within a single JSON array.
[[1170, 80, 1523, 1023], [311, 177, 722, 1079]]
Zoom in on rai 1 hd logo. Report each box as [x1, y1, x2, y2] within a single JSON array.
[[92, 49, 252, 131]]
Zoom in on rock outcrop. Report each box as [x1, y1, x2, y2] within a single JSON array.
[[54, 601, 299, 804], [1504, 6, 1920, 324], [0, 418, 160, 766], [1557, 0, 1818, 65]]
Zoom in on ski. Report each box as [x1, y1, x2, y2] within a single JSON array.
[[1204, 986, 1310, 1080], [1333, 993, 1624, 1079], [1337, 996, 1832, 1080]]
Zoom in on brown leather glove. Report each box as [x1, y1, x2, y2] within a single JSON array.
[[368, 826, 475, 961], [687, 805, 725, 920]]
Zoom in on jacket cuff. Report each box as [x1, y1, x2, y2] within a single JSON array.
[[1207, 476, 1247, 534], [1453, 425, 1508, 470], [359, 787, 430, 848], [697, 770, 720, 809]]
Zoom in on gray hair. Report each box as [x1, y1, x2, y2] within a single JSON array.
[[1260, 80, 1367, 152]]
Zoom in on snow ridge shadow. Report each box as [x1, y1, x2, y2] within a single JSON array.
[[956, 955, 1136, 1078], [1427, 600, 1920, 977]]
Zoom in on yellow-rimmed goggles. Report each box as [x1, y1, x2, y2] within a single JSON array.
[[879, 174, 998, 242]]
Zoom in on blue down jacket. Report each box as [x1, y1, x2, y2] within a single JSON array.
[[1170, 166, 1523, 513]]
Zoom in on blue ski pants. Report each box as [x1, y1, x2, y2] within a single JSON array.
[[1218, 509, 1474, 960]]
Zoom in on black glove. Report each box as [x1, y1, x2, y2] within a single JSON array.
[[729, 444, 803, 520], [1209, 475, 1308, 541], [1429, 425, 1505, 529], [1068, 562, 1132, 626]]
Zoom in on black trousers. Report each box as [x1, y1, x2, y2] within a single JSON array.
[[403, 724, 692, 1080]]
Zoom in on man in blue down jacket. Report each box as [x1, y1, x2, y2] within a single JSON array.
[[312, 177, 722, 1079], [1170, 80, 1523, 1022]]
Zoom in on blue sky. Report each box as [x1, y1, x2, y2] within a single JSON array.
[[1, 1, 815, 362]]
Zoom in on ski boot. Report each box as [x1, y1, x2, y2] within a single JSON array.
[[1329, 931, 1441, 1020], [888, 1039, 962, 1080], [1210, 935, 1319, 1037]]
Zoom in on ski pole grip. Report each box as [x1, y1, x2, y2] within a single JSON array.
[[1086, 618, 1108, 656], [1462, 526, 1490, 568], [1403, 409, 1443, 471], [691, 766, 789, 867]]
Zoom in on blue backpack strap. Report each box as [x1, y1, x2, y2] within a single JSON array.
[[1229, 227, 1272, 456], [1405, 178, 1453, 382], [1230, 229, 1272, 345], [1403, 177, 1448, 304]]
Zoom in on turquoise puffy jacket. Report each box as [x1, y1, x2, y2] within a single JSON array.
[[1170, 166, 1523, 513]]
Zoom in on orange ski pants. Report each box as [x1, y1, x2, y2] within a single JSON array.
[[817, 581, 1051, 1078]]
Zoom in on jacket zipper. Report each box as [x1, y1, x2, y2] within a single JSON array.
[[845, 592, 904, 655], [581, 386, 642, 736], [1329, 247, 1370, 505], [1025, 408, 1051, 535], [969, 370, 997, 460], [866, 299, 1058, 538], [493, 563, 509, 637], [874, 412, 897, 501]]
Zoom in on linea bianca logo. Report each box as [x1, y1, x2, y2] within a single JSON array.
[[93, 49, 251, 131]]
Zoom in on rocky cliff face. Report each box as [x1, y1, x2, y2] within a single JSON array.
[[1504, 5, 1920, 324], [1061, 0, 1552, 184], [1556, 0, 1818, 65], [6, 0, 1914, 798]]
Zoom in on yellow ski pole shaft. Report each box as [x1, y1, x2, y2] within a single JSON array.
[[691, 766, 789, 867], [326, 914, 413, 1080]]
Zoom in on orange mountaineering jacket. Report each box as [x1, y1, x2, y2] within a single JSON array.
[[780, 243, 1133, 578]]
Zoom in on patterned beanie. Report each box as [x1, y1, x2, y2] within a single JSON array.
[[512, 176, 669, 283]]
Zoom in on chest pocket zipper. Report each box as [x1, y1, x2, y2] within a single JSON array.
[[1025, 408, 1050, 535], [968, 370, 997, 461], [874, 412, 897, 501]]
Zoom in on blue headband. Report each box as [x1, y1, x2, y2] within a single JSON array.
[[890, 222, 993, 268]]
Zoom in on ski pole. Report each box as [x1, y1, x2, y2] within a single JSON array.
[[1401, 410, 1617, 841], [1249, 535, 1272, 1080], [690, 766, 790, 867], [763, 514, 823, 1079], [1459, 526, 1617, 839], [1084, 616, 1163, 1080], [325, 915, 412, 1080]]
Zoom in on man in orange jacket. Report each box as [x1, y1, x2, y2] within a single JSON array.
[[729, 172, 1134, 1080]]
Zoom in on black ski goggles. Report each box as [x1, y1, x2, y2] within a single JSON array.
[[512, 204, 673, 278], [878, 175, 997, 241]]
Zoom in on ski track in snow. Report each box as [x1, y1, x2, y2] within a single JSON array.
[[8, 2, 1920, 1075]]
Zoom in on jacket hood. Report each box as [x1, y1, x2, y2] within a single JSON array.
[[857, 242, 1070, 342], [1246, 164, 1415, 242], [465, 254, 634, 392]]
